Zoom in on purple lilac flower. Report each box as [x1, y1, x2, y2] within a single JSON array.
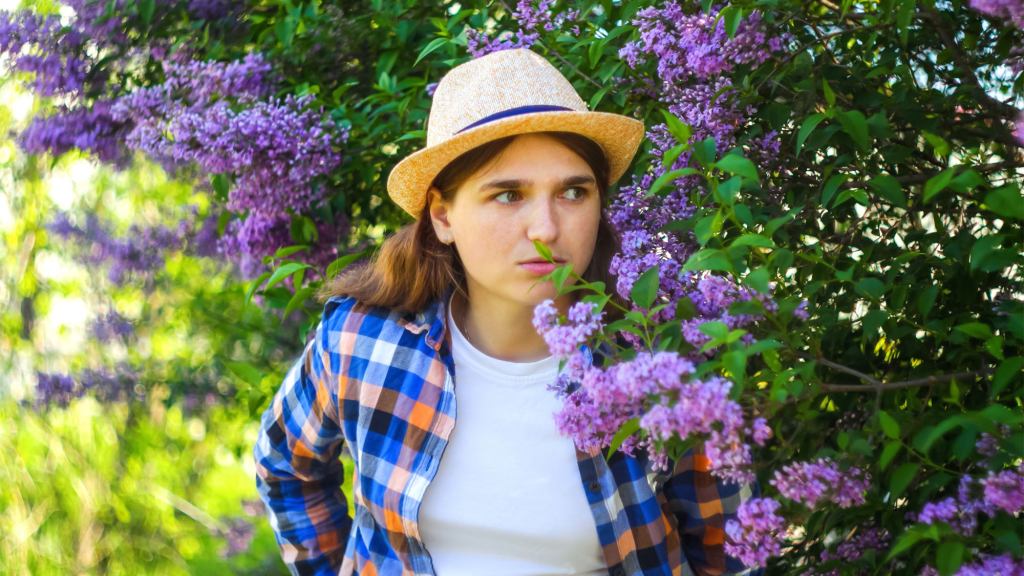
[[915, 497, 959, 525], [771, 458, 870, 508], [217, 211, 349, 279], [982, 464, 1024, 515], [187, 0, 237, 21], [90, 310, 134, 342], [46, 210, 185, 287], [79, 364, 141, 403], [19, 99, 132, 167], [1015, 111, 1024, 147], [793, 299, 810, 321], [969, 0, 1024, 29], [955, 553, 1024, 576], [467, 0, 581, 57], [532, 299, 604, 358], [220, 518, 255, 557], [812, 526, 890, 574], [35, 372, 79, 408], [724, 497, 786, 568]]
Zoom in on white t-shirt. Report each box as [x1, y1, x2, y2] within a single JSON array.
[[417, 298, 606, 575]]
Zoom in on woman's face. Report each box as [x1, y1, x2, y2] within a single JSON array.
[[428, 133, 602, 310]]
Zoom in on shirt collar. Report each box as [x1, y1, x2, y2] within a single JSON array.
[[401, 284, 456, 352]]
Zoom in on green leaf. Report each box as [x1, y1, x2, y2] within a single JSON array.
[[225, 360, 263, 387], [662, 143, 688, 171], [922, 130, 950, 157], [869, 174, 907, 207], [244, 271, 272, 306], [716, 153, 759, 183], [697, 321, 730, 340], [983, 185, 1024, 220], [630, 265, 660, 310], [796, 113, 826, 155], [880, 441, 901, 470], [533, 240, 553, 261], [266, 262, 312, 290], [692, 136, 717, 166], [822, 79, 836, 107], [855, 277, 886, 300], [954, 322, 992, 339], [897, 0, 916, 45], [821, 174, 847, 207], [732, 234, 775, 249], [924, 167, 957, 203], [743, 267, 771, 294], [889, 462, 920, 500], [837, 109, 870, 151], [992, 357, 1024, 398], [414, 37, 449, 66], [722, 350, 747, 382], [606, 417, 641, 459], [879, 410, 900, 439], [682, 248, 733, 273], [648, 168, 701, 197], [724, 6, 743, 37], [660, 110, 692, 144], [272, 245, 309, 260], [936, 541, 964, 576], [917, 285, 938, 318], [694, 212, 723, 246], [139, 0, 155, 25], [325, 251, 366, 279], [284, 286, 316, 318]]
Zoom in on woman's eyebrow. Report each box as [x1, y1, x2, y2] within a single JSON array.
[[478, 175, 596, 192]]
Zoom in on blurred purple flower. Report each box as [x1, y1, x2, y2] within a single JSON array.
[[90, 310, 134, 342], [35, 372, 78, 408], [724, 497, 786, 568], [771, 458, 870, 509]]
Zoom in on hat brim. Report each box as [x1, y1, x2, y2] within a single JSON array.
[[386, 111, 645, 217]]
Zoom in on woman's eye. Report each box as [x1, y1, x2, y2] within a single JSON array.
[[562, 186, 587, 200], [493, 189, 520, 202]]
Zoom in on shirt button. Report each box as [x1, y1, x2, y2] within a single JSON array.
[[589, 481, 601, 492]]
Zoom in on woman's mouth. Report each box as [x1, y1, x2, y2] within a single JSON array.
[[518, 259, 566, 275]]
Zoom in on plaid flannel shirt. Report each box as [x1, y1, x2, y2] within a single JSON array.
[[254, 289, 762, 576]]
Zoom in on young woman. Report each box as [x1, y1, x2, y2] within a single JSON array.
[[254, 48, 756, 576]]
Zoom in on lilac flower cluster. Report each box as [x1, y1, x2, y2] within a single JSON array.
[[218, 211, 349, 278], [968, 0, 1024, 29], [954, 553, 1024, 576], [531, 300, 604, 358], [35, 372, 78, 408], [532, 304, 771, 481], [34, 364, 140, 409], [723, 497, 786, 568], [0, 10, 94, 97], [219, 517, 255, 558], [467, 0, 581, 57], [603, 5, 790, 353], [47, 211, 185, 288], [19, 99, 132, 167], [770, 457, 870, 509], [111, 53, 348, 272], [90, 310, 134, 343], [813, 526, 890, 575], [911, 466, 1024, 537]]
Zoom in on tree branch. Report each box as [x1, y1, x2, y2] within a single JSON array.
[[796, 352, 994, 392]]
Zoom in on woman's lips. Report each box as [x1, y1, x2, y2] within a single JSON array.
[[519, 260, 565, 275]]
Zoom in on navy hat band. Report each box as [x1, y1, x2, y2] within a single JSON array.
[[456, 105, 574, 134]]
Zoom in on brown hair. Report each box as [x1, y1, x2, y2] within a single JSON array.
[[317, 131, 621, 314]]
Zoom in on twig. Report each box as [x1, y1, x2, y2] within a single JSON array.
[[820, 370, 991, 392], [919, 5, 1020, 120]]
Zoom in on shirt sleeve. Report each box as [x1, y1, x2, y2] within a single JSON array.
[[253, 309, 352, 576], [662, 446, 763, 576]]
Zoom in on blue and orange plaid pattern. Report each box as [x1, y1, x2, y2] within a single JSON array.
[[254, 290, 762, 576]]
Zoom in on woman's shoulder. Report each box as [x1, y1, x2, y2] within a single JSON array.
[[318, 294, 436, 352]]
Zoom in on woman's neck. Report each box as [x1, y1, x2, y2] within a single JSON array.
[[451, 289, 564, 362]]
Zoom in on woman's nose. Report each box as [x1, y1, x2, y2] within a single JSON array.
[[525, 197, 558, 244]]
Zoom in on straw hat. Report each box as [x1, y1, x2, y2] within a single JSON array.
[[386, 48, 645, 217]]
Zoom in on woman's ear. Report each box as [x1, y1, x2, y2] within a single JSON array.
[[427, 186, 454, 245]]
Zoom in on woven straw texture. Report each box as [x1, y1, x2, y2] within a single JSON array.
[[386, 48, 645, 216]]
